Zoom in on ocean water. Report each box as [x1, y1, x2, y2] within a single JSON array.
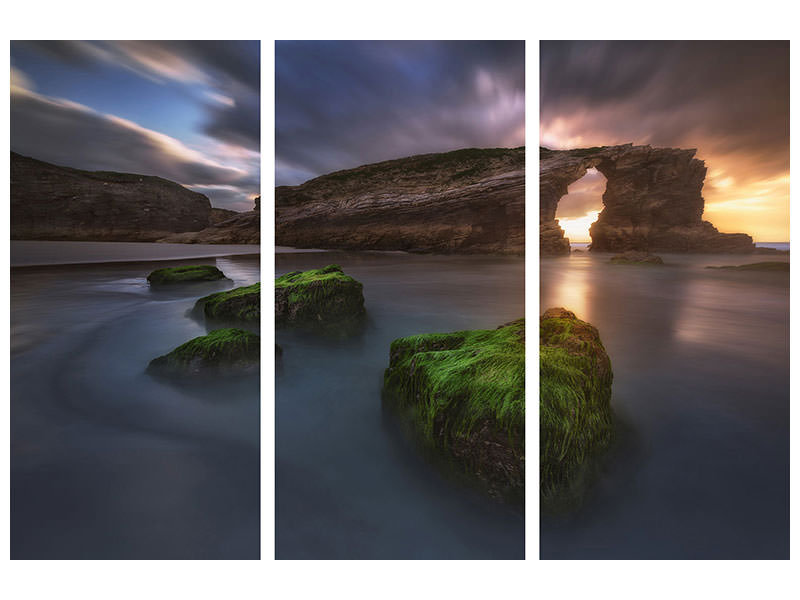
[[275, 250, 525, 559], [11, 240, 259, 267], [569, 241, 790, 252], [540, 251, 789, 559], [755, 242, 790, 251], [10, 247, 260, 559]]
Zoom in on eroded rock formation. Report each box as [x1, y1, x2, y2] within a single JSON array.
[[11, 152, 259, 244], [276, 148, 524, 255], [540, 145, 755, 256], [159, 200, 260, 244], [11, 152, 212, 241]]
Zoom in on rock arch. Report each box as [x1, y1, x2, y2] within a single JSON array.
[[540, 144, 755, 256]]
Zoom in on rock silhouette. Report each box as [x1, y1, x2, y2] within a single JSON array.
[[276, 148, 524, 255], [540, 145, 755, 256], [11, 152, 259, 244]]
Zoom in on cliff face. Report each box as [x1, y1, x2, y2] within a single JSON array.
[[159, 203, 260, 244], [276, 148, 524, 255], [11, 152, 213, 242], [540, 145, 755, 256]]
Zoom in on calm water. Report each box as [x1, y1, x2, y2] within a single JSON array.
[[11, 248, 260, 559], [275, 250, 525, 559], [540, 251, 789, 559], [11, 240, 260, 267]]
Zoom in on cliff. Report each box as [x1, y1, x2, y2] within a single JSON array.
[[159, 197, 260, 244], [540, 145, 755, 256], [11, 152, 259, 244], [11, 152, 213, 242], [276, 148, 524, 255]]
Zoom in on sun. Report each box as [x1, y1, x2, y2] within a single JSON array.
[[558, 210, 600, 243]]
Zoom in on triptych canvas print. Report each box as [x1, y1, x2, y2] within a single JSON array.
[[7, 39, 790, 563]]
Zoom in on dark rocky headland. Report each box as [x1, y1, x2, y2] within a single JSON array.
[[276, 147, 524, 255], [540, 145, 755, 256], [11, 152, 259, 244]]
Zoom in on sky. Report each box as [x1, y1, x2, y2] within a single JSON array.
[[275, 40, 525, 186], [11, 40, 260, 211], [541, 41, 790, 242]]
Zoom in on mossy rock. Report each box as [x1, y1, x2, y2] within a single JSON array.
[[275, 265, 365, 335], [147, 265, 226, 285], [383, 319, 525, 501], [540, 308, 614, 512], [196, 283, 260, 322], [706, 261, 789, 272], [148, 328, 259, 377], [609, 251, 663, 265]]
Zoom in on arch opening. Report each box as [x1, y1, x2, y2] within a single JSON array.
[[554, 167, 607, 247]]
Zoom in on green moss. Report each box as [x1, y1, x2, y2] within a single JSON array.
[[706, 261, 789, 272], [147, 264, 226, 285], [385, 320, 524, 439], [540, 308, 614, 511], [383, 319, 525, 498], [275, 264, 357, 289], [275, 265, 365, 334], [148, 328, 259, 376], [196, 282, 260, 322]]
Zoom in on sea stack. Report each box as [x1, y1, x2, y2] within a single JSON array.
[[540, 145, 755, 256]]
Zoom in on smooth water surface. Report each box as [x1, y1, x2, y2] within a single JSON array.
[[540, 251, 789, 559], [11, 240, 259, 267], [11, 249, 260, 559], [275, 250, 525, 559]]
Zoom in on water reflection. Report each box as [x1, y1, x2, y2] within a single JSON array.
[[276, 250, 525, 559], [540, 252, 789, 559], [11, 252, 260, 559]]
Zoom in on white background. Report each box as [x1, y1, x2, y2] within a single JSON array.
[[1, 2, 798, 598]]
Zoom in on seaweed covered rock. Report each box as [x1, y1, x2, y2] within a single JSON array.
[[147, 265, 226, 285], [707, 261, 789, 272], [275, 265, 365, 333], [540, 308, 614, 511], [610, 251, 664, 265], [383, 319, 525, 501], [148, 328, 259, 377], [196, 283, 260, 322]]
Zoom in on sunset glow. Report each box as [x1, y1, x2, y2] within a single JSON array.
[[559, 210, 600, 243], [541, 41, 789, 242]]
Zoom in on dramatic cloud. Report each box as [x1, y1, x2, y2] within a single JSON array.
[[11, 86, 245, 184], [541, 41, 789, 241], [276, 41, 524, 186], [10, 41, 259, 211], [186, 185, 257, 213]]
